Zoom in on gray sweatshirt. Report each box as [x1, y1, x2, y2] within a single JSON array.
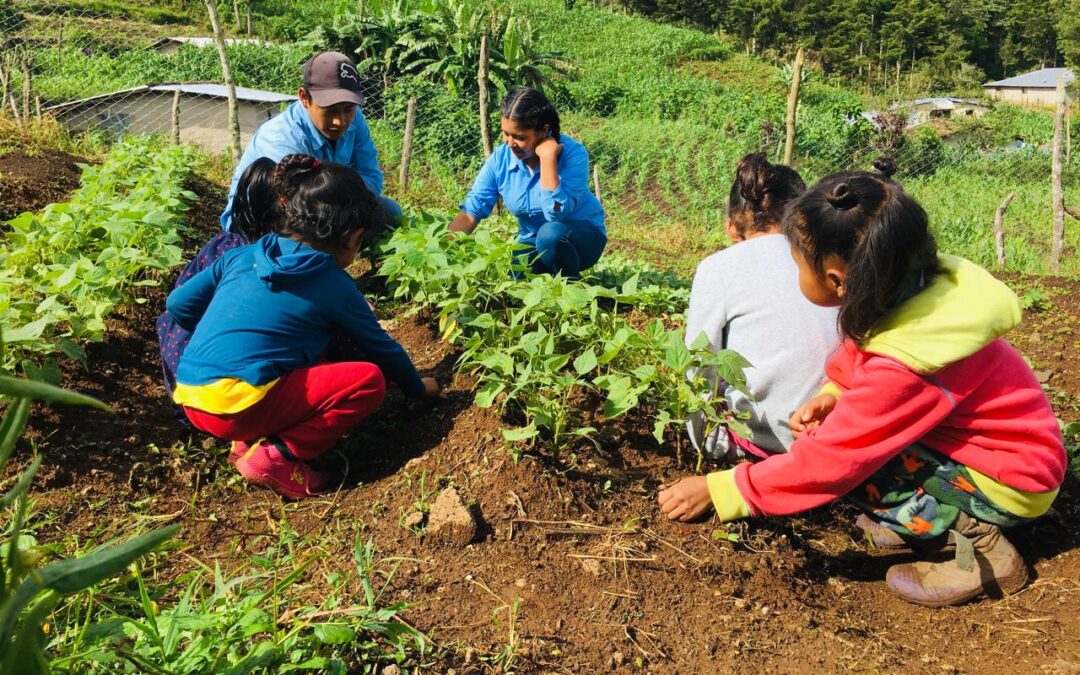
[[685, 233, 838, 458]]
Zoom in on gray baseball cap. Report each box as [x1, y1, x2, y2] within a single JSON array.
[[302, 51, 365, 107]]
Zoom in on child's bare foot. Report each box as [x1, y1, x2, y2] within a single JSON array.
[[658, 476, 713, 522]]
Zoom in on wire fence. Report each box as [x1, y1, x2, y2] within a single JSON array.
[[2, 1, 1077, 273]]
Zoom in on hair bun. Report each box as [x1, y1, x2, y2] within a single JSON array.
[[826, 183, 860, 210], [872, 156, 898, 179]]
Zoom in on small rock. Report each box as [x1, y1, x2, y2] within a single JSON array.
[[1034, 369, 1053, 384], [580, 558, 602, 575], [515, 577, 527, 588], [733, 598, 747, 609], [427, 487, 479, 546], [404, 511, 425, 529], [381, 666, 401, 675], [760, 605, 771, 616], [613, 652, 625, 666], [464, 647, 475, 663]]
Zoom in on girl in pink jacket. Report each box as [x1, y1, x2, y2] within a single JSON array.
[[659, 166, 1065, 607]]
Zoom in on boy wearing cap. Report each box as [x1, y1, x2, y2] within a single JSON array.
[[220, 51, 402, 230]]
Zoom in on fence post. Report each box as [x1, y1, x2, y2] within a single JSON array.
[[232, 0, 242, 31], [592, 164, 600, 201], [993, 192, 1015, 268], [33, 95, 40, 122], [478, 33, 493, 157], [782, 47, 804, 166], [0, 59, 12, 122], [246, 0, 253, 35], [171, 89, 181, 145], [205, 0, 243, 160], [20, 54, 30, 126], [399, 95, 417, 192], [1051, 75, 1066, 273]]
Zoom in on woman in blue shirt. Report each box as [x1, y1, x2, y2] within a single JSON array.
[[449, 88, 606, 278]]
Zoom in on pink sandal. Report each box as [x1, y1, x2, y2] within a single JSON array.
[[234, 439, 329, 500]]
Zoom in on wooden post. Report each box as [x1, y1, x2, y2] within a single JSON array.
[[232, 0, 242, 31], [399, 95, 417, 192], [171, 89, 181, 145], [1067, 101, 1072, 163], [782, 47, 804, 166], [205, 0, 242, 160], [993, 192, 1015, 267], [592, 164, 600, 201], [20, 54, 30, 126], [33, 95, 40, 122], [0, 60, 12, 122], [246, 0, 253, 35], [478, 33, 493, 157], [1051, 75, 1066, 273]]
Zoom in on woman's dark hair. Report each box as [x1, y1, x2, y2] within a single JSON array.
[[501, 87, 560, 140], [728, 153, 806, 237], [231, 157, 283, 242], [871, 155, 898, 179], [782, 169, 938, 343], [272, 153, 387, 250]]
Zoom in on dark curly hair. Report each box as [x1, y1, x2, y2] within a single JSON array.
[[501, 87, 560, 140], [271, 154, 387, 251], [728, 153, 805, 237], [231, 157, 282, 242], [782, 167, 938, 343]]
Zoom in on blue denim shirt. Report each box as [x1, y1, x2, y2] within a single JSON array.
[[220, 100, 385, 230], [460, 135, 606, 243]]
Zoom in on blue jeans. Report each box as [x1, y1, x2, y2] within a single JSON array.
[[517, 221, 606, 278]]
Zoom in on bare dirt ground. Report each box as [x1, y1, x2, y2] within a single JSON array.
[[5, 156, 1080, 673]]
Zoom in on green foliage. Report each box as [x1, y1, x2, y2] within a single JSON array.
[[0, 138, 196, 373], [16, 0, 191, 25], [47, 533, 428, 673], [33, 43, 309, 103], [317, 0, 566, 96], [378, 213, 751, 457], [381, 77, 485, 167], [0, 373, 176, 673], [1064, 420, 1080, 481]]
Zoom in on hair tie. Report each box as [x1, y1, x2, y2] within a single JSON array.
[[311, 159, 320, 169]]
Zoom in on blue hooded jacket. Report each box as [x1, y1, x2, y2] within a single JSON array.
[[167, 233, 424, 413]]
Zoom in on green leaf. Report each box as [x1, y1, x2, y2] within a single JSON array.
[[2, 318, 49, 344], [502, 425, 538, 442], [0, 456, 40, 508], [474, 381, 505, 409], [573, 349, 598, 375], [0, 377, 110, 411], [313, 623, 356, 645]]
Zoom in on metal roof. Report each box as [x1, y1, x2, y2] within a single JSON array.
[[983, 68, 1074, 89], [43, 83, 296, 111], [149, 83, 295, 103], [900, 97, 988, 109]]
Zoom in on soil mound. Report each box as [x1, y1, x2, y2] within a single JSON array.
[[0, 149, 85, 222]]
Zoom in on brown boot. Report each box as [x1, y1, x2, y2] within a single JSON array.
[[885, 513, 1028, 607]]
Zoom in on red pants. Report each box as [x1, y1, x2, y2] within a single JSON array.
[[184, 362, 386, 461]]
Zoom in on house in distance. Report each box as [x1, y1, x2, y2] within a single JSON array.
[[983, 68, 1074, 108]]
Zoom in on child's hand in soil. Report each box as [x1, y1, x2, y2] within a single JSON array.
[[658, 476, 713, 522], [421, 377, 441, 398], [789, 392, 838, 438]]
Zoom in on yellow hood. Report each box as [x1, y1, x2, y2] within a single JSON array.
[[862, 254, 1021, 373]]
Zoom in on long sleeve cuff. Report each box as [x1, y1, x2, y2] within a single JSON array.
[[540, 185, 571, 221], [706, 469, 752, 522], [818, 381, 843, 399]]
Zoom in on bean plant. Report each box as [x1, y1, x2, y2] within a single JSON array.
[[0, 139, 196, 373], [377, 213, 752, 461]]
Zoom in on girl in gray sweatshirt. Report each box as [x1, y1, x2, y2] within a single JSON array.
[[686, 154, 838, 459]]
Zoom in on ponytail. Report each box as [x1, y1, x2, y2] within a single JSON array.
[[231, 157, 282, 243], [272, 153, 386, 250], [728, 153, 806, 236], [783, 171, 937, 342]]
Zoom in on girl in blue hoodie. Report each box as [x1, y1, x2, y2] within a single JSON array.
[[167, 154, 439, 499]]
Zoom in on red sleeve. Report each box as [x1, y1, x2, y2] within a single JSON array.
[[734, 356, 956, 516], [823, 339, 858, 390]]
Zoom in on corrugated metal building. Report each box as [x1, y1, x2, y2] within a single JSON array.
[[983, 68, 1074, 108]]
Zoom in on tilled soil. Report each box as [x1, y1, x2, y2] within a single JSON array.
[[0, 149, 86, 222], [6, 165, 1080, 673]]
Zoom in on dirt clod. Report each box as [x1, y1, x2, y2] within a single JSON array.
[[427, 487, 478, 547]]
